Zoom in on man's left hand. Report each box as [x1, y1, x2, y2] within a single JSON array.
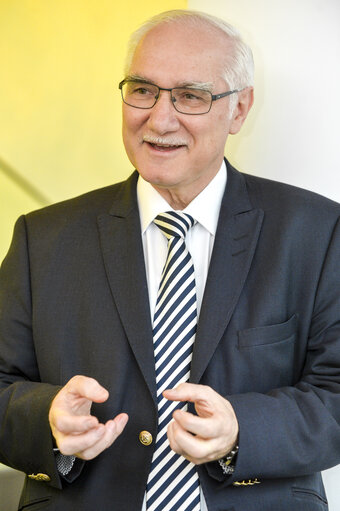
[[163, 383, 239, 465]]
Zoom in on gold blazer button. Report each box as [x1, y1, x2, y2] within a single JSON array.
[[139, 430, 153, 446], [28, 473, 51, 482]]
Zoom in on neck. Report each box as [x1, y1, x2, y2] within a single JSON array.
[[152, 186, 193, 210], [151, 166, 221, 210]]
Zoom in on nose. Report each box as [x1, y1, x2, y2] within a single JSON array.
[[146, 90, 180, 135]]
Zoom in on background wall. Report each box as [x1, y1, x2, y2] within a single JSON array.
[[0, 0, 186, 260], [1, 0, 339, 509], [187, 0, 340, 509]]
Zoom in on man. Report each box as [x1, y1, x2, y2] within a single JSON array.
[[0, 9, 339, 511]]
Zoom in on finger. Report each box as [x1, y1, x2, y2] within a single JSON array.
[[167, 420, 208, 460], [65, 375, 109, 403], [172, 409, 217, 439], [112, 413, 129, 436], [163, 383, 215, 410], [167, 420, 220, 464], [77, 413, 129, 460], [52, 413, 99, 434], [172, 405, 239, 453], [57, 424, 106, 456]]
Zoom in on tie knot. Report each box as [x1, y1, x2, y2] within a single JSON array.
[[154, 211, 195, 239]]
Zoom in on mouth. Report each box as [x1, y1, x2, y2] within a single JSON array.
[[146, 142, 185, 152], [143, 137, 187, 153]]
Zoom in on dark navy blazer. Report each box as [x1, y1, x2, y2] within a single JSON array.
[[0, 160, 339, 510]]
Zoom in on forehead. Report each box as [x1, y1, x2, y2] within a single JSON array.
[[129, 22, 230, 87]]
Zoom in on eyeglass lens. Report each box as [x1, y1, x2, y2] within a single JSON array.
[[121, 81, 212, 114]]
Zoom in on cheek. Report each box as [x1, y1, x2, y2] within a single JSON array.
[[187, 114, 229, 146], [122, 106, 148, 135], [122, 115, 145, 157], [206, 115, 230, 150]]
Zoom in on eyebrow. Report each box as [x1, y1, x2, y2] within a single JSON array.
[[178, 81, 213, 92], [125, 74, 213, 92]]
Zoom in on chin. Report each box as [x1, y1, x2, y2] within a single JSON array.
[[142, 175, 176, 189], [138, 165, 176, 187]]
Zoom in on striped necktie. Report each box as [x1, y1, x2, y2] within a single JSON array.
[[146, 211, 200, 511]]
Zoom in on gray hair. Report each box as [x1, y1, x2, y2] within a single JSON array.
[[124, 9, 254, 113]]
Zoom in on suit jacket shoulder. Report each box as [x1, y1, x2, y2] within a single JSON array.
[[25, 171, 139, 228], [241, 168, 340, 218]]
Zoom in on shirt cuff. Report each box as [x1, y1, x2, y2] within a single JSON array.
[[54, 449, 76, 476], [217, 444, 239, 475]]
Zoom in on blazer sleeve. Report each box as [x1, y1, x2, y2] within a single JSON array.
[[0, 216, 63, 489], [206, 216, 340, 485]]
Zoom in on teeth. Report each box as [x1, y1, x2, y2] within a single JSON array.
[[155, 144, 177, 148]]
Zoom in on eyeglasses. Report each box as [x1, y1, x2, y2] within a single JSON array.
[[119, 79, 239, 115]]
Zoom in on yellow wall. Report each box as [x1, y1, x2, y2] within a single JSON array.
[[0, 0, 186, 260]]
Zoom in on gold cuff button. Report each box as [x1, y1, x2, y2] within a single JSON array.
[[139, 430, 153, 446], [233, 478, 261, 486], [28, 473, 51, 482]]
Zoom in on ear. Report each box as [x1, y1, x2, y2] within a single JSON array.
[[229, 87, 254, 135]]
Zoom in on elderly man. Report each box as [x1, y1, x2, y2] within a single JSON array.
[[0, 9, 339, 511]]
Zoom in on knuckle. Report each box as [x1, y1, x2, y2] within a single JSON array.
[[58, 441, 73, 456], [192, 443, 207, 460], [105, 435, 115, 449], [206, 450, 217, 462], [206, 385, 216, 397], [54, 416, 65, 431], [198, 383, 210, 393], [69, 374, 83, 386], [176, 382, 186, 392], [80, 450, 96, 461], [168, 437, 179, 453], [168, 436, 174, 449], [70, 374, 96, 390], [203, 424, 215, 438]]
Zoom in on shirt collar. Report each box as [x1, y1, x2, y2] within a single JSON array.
[[137, 160, 227, 236]]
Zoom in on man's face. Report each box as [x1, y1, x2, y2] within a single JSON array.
[[122, 22, 249, 202]]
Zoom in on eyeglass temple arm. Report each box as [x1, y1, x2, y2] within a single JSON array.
[[212, 89, 240, 101]]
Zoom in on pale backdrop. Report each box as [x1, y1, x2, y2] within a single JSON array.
[[187, 0, 340, 509], [0, 0, 185, 260]]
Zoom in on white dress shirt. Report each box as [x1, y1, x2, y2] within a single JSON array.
[[137, 160, 227, 511]]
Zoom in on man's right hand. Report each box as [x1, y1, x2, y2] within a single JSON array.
[[49, 375, 128, 460]]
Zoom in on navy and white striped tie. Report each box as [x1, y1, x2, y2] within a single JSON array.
[[146, 211, 200, 511]]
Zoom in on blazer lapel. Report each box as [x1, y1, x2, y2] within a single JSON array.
[[190, 163, 264, 383], [97, 173, 157, 404], [96, 166, 263, 394]]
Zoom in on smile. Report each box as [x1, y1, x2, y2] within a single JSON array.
[[147, 142, 184, 151], [142, 136, 187, 153]]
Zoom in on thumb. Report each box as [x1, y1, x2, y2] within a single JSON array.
[[66, 375, 109, 403]]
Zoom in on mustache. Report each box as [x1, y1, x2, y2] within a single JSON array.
[[143, 135, 188, 146]]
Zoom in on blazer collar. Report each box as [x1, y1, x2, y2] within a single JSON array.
[[190, 159, 264, 383], [98, 171, 157, 404], [98, 162, 263, 396]]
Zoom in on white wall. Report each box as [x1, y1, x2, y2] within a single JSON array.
[[188, 0, 340, 508]]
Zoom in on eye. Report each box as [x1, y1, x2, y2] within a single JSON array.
[[175, 89, 210, 104], [129, 83, 156, 96], [182, 92, 202, 101], [134, 87, 152, 95]]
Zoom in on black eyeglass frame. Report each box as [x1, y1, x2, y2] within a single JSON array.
[[118, 79, 240, 115]]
